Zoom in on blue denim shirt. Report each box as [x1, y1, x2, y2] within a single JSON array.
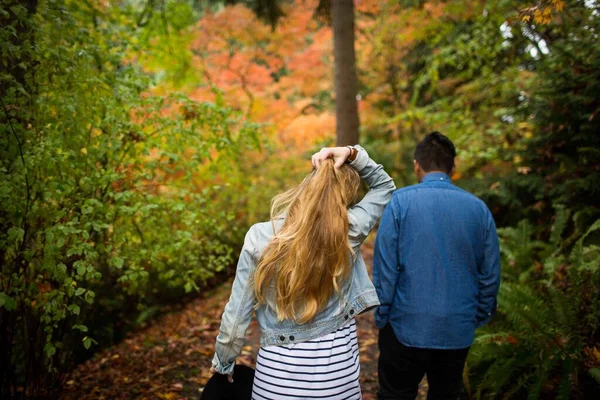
[[373, 172, 500, 349], [212, 146, 395, 374]]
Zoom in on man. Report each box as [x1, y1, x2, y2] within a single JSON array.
[[373, 132, 501, 400]]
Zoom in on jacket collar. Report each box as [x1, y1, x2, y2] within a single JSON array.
[[421, 172, 452, 183]]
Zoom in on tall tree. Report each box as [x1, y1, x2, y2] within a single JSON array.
[[330, 0, 359, 145]]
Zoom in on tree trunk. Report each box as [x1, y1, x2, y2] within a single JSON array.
[[331, 0, 359, 146]]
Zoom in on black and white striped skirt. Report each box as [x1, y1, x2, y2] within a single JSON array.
[[252, 318, 361, 400]]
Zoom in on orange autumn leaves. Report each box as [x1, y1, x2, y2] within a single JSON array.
[[187, 2, 335, 149]]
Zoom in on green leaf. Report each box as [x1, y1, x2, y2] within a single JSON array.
[[0, 292, 17, 311], [83, 336, 92, 349], [44, 343, 56, 357], [7, 227, 25, 244], [75, 288, 85, 296], [72, 324, 87, 332], [84, 290, 95, 304], [590, 368, 600, 383], [69, 304, 81, 315], [112, 256, 124, 269]]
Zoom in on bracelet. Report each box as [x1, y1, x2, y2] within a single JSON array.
[[346, 146, 358, 163]]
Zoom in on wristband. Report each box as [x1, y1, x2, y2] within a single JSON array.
[[346, 146, 358, 163]]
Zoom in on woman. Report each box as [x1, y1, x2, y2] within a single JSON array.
[[211, 145, 395, 399]]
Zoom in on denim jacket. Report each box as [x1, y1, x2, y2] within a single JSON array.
[[211, 146, 395, 374]]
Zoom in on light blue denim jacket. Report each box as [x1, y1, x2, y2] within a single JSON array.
[[211, 146, 395, 374]]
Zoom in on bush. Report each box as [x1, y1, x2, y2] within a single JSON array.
[[467, 217, 600, 399], [0, 1, 259, 396]]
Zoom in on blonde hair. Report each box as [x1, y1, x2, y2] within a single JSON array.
[[253, 159, 361, 324]]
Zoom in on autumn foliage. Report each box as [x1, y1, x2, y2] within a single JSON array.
[[1, 0, 599, 398]]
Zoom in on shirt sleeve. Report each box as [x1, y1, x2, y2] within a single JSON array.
[[211, 227, 257, 374], [372, 199, 400, 329], [347, 145, 396, 249], [476, 211, 501, 327]]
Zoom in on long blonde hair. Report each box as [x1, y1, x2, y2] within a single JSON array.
[[253, 159, 361, 324]]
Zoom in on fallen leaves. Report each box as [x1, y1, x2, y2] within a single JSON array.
[[60, 242, 428, 399]]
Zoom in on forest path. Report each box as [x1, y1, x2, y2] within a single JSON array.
[[61, 243, 427, 400]]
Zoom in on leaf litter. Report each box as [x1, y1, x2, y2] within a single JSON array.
[[61, 243, 427, 399]]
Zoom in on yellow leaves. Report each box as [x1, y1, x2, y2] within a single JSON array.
[[157, 392, 178, 400], [533, 8, 553, 25], [551, 0, 566, 12], [91, 127, 102, 137], [584, 346, 600, 365], [521, 0, 566, 25], [80, 148, 88, 155], [519, 122, 533, 139]]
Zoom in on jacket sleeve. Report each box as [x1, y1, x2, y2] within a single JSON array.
[[476, 211, 501, 327], [372, 199, 400, 329], [347, 145, 396, 249], [211, 226, 257, 374]]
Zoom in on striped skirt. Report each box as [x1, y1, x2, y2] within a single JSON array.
[[252, 318, 361, 400]]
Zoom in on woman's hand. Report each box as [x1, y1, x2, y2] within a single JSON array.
[[311, 146, 352, 169], [210, 366, 234, 383]]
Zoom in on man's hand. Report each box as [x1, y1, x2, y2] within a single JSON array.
[[311, 146, 352, 169], [209, 366, 234, 383]]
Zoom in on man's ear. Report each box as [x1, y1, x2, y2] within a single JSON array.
[[413, 160, 419, 174]]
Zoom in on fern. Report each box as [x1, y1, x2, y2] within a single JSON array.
[[469, 218, 600, 399], [570, 219, 600, 273], [550, 205, 571, 249], [497, 220, 549, 282]]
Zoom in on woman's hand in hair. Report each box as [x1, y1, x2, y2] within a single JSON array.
[[311, 147, 352, 169]]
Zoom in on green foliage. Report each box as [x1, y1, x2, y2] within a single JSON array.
[[497, 220, 549, 282], [497, 0, 600, 229], [468, 217, 600, 399], [360, 2, 600, 397], [0, 0, 260, 396]]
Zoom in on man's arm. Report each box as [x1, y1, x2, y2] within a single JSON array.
[[476, 212, 501, 327], [373, 199, 400, 329]]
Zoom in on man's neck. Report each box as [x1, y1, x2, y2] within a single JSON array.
[[418, 170, 449, 183]]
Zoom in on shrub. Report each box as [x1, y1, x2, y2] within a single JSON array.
[[467, 218, 600, 399], [0, 1, 259, 396]]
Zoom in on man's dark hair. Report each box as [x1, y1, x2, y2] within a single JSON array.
[[414, 132, 456, 174]]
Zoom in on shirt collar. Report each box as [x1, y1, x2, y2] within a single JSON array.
[[421, 172, 452, 183]]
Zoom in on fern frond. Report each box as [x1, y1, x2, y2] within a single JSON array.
[[557, 357, 576, 400], [550, 204, 571, 249]]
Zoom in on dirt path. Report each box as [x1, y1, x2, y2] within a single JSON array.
[[61, 243, 427, 399]]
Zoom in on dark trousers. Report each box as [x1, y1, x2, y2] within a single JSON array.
[[377, 324, 470, 400]]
